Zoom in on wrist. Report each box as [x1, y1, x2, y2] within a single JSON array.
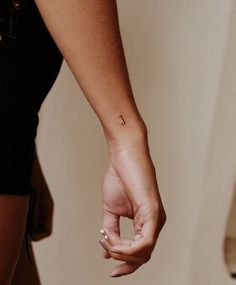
[[104, 119, 149, 155]]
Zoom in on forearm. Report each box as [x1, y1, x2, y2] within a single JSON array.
[[35, 0, 147, 150]]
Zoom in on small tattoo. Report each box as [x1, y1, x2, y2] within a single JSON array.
[[118, 115, 126, 125]]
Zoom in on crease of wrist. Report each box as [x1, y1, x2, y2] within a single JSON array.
[[108, 134, 149, 156]]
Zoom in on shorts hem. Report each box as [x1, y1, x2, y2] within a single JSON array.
[[0, 184, 36, 195]]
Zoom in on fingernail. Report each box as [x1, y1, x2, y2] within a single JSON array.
[[100, 229, 105, 235], [100, 228, 109, 240], [110, 248, 121, 254], [99, 239, 109, 251], [111, 273, 122, 277], [104, 234, 109, 240]]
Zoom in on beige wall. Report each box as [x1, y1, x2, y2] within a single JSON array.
[[33, 0, 236, 284]]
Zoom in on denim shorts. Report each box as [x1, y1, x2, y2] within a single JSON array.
[[0, 0, 63, 261]]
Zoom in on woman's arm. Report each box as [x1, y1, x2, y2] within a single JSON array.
[[34, 0, 146, 151], [34, 0, 166, 277]]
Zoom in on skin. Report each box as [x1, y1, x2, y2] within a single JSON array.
[[32, 0, 167, 278], [1, 0, 166, 283], [0, 195, 29, 285], [27, 149, 54, 242], [10, 149, 53, 285], [10, 235, 41, 285]]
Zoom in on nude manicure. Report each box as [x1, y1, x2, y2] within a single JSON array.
[[100, 228, 109, 240]]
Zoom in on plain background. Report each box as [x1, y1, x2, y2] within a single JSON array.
[[33, 0, 236, 284]]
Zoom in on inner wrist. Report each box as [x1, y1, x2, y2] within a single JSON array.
[[104, 121, 149, 155]]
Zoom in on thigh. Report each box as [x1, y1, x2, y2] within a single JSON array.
[[0, 195, 30, 285], [10, 235, 41, 285]]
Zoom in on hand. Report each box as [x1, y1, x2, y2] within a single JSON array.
[[27, 148, 54, 241], [99, 140, 167, 277], [27, 185, 54, 241]]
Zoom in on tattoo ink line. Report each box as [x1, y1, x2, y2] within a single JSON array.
[[118, 115, 126, 125]]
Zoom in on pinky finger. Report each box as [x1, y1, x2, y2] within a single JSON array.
[[110, 262, 141, 277]]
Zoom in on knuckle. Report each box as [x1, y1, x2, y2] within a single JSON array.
[[143, 255, 151, 264], [161, 210, 167, 226], [157, 204, 167, 226]]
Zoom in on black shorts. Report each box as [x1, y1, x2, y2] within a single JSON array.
[[0, 0, 63, 262], [0, 0, 63, 195]]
